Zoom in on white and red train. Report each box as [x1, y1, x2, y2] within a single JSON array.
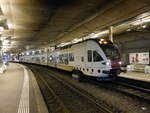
[[19, 39, 122, 80]]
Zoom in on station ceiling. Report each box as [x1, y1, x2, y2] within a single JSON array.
[[0, 0, 150, 52]]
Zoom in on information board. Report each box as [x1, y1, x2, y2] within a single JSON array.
[[129, 52, 149, 64]]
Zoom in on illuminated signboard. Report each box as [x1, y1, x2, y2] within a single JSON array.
[[129, 52, 149, 64]]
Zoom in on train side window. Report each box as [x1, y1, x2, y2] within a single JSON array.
[[69, 53, 74, 61], [81, 56, 84, 62], [64, 53, 69, 64], [93, 51, 103, 62], [88, 50, 92, 62]]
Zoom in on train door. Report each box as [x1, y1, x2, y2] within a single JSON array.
[[80, 44, 86, 70], [85, 41, 104, 76], [74, 43, 86, 70]]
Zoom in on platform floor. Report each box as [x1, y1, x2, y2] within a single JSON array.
[[119, 72, 150, 82], [0, 63, 48, 113]]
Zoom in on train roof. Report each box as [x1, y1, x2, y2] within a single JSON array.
[[56, 39, 113, 50]]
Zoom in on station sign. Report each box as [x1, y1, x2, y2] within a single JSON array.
[[129, 52, 149, 64]]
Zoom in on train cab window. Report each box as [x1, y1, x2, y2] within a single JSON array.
[[88, 50, 92, 62], [93, 51, 103, 62]]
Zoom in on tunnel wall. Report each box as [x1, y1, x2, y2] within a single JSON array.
[[114, 30, 150, 65]]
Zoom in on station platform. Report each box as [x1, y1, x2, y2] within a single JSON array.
[[119, 72, 150, 82], [0, 63, 48, 113]]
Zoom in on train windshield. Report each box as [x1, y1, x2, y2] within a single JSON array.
[[100, 44, 120, 60]]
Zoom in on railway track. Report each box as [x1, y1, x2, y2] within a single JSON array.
[[87, 77, 150, 104], [25, 63, 150, 113], [43, 65, 150, 104], [28, 65, 114, 113], [113, 77, 150, 103], [40, 64, 150, 104], [115, 77, 150, 92]]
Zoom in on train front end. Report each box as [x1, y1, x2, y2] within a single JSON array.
[[99, 40, 121, 78]]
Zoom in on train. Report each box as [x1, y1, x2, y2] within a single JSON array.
[[19, 39, 122, 81]]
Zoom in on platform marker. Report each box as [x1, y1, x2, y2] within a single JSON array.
[[17, 66, 29, 113]]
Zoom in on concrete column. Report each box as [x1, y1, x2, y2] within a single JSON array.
[[109, 26, 113, 42]]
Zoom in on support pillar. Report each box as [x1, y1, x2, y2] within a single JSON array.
[[109, 26, 113, 42]]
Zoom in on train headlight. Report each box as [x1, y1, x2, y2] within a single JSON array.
[[118, 61, 122, 65], [106, 62, 110, 66], [106, 60, 111, 66]]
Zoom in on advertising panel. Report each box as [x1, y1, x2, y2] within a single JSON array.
[[129, 52, 149, 64]]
